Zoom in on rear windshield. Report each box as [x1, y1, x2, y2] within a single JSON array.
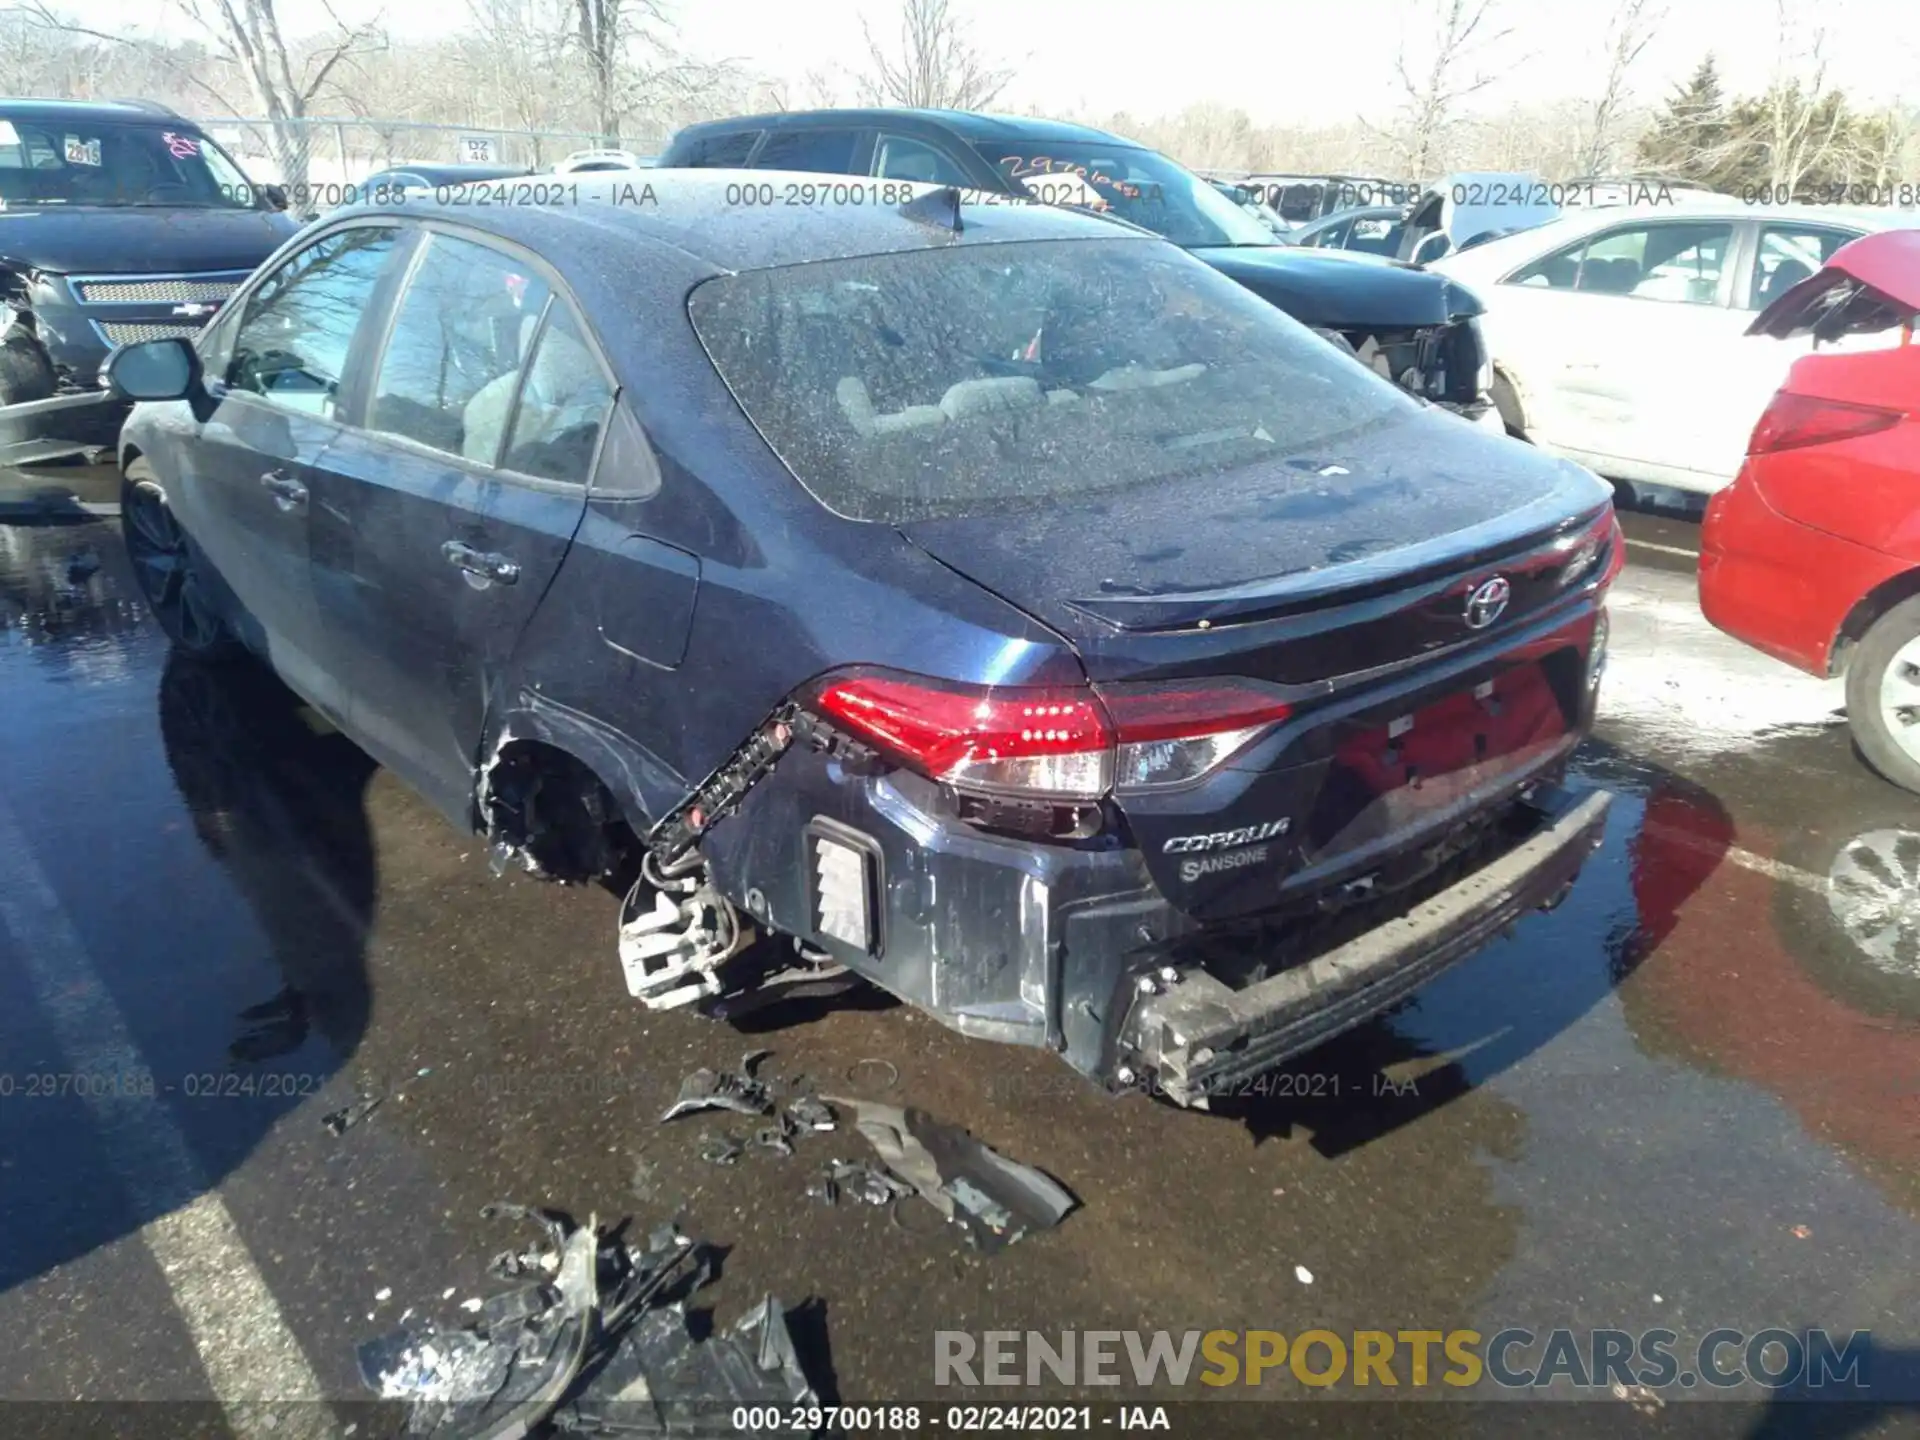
[[689, 237, 1414, 523], [0, 117, 259, 209]]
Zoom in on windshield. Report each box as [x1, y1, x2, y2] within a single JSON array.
[[0, 117, 262, 209], [971, 141, 1277, 249], [689, 237, 1412, 524]]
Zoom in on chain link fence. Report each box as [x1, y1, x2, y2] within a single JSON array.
[[200, 116, 668, 209]]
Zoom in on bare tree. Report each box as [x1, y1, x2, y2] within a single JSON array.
[[1578, 0, 1662, 174], [1380, 0, 1515, 177], [859, 0, 1012, 111], [1752, 0, 1851, 195]]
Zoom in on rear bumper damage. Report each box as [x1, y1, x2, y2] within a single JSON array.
[[696, 706, 1611, 1099], [1117, 786, 1610, 1105]]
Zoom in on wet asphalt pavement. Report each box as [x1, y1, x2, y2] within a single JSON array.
[[1, 463, 1918, 1438]]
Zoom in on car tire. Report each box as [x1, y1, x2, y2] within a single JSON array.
[[121, 460, 244, 663], [1845, 595, 1920, 796], [1490, 371, 1527, 440], [0, 326, 56, 406], [1775, 794, 1920, 1023]]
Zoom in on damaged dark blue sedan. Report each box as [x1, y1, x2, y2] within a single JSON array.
[[109, 171, 1621, 1106]]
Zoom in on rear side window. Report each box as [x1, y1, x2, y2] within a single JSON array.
[[683, 130, 759, 166], [689, 237, 1412, 523], [227, 227, 400, 419], [501, 304, 616, 483], [369, 233, 553, 462], [754, 128, 860, 174]]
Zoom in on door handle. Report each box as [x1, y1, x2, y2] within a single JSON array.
[[259, 469, 307, 512], [442, 540, 520, 586]]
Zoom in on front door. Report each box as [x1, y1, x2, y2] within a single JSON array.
[[171, 225, 403, 716], [306, 230, 613, 824]]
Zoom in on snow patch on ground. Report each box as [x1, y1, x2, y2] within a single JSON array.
[[1598, 566, 1846, 757]]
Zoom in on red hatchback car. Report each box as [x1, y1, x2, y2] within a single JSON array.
[[1700, 228, 1920, 791]]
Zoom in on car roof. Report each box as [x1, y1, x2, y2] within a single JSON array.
[[338, 168, 1152, 273], [1433, 199, 1920, 274], [670, 108, 1135, 148], [0, 98, 195, 128]]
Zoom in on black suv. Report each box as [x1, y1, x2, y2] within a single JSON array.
[[0, 99, 298, 464], [659, 110, 1500, 431]]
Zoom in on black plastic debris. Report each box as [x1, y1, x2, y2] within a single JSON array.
[[323, 1093, 382, 1136], [829, 1099, 1077, 1252], [552, 1294, 817, 1435], [357, 1201, 823, 1437], [660, 1051, 774, 1122]]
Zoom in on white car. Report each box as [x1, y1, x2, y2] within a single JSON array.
[[1430, 199, 1920, 495], [553, 148, 651, 174]]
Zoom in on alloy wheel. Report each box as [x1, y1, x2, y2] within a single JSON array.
[[123, 481, 223, 652]]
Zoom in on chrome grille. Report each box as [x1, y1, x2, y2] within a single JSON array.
[[95, 321, 202, 345], [73, 275, 246, 304]]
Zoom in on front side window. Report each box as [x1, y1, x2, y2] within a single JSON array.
[[690, 237, 1414, 523], [227, 227, 400, 418], [1347, 215, 1405, 256], [368, 233, 553, 462], [1511, 222, 1734, 304], [500, 304, 615, 483], [972, 142, 1275, 248], [0, 117, 261, 209]]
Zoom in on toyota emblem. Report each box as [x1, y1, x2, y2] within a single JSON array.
[[1464, 575, 1511, 629]]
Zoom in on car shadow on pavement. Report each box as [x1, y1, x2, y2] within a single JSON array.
[[1206, 739, 1735, 1156], [1747, 1338, 1920, 1436], [154, 652, 378, 1093], [0, 530, 378, 1300]]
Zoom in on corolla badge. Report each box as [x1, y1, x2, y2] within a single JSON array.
[[1464, 575, 1511, 629]]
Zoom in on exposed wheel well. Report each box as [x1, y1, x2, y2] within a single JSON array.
[[478, 737, 640, 887], [1833, 568, 1920, 677]]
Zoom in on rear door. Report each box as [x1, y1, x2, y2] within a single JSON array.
[[306, 227, 613, 824], [1695, 221, 1870, 473], [1497, 218, 1742, 476], [748, 125, 873, 176], [173, 223, 404, 716]]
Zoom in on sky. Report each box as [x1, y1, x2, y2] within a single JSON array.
[[73, 0, 1920, 125]]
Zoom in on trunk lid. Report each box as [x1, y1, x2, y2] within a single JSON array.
[[899, 405, 1614, 922], [897, 404, 1611, 683]]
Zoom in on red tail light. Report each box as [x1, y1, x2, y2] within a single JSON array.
[[810, 670, 1293, 799], [1748, 391, 1904, 454]]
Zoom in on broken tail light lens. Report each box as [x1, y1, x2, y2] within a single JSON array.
[[810, 671, 1294, 800], [1099, 680, 1295, 792], [813, 671, 1113, 799], [1748, 391, 1904, 454]]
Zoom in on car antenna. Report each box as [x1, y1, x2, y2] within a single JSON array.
[[897, 185, 964, 235]]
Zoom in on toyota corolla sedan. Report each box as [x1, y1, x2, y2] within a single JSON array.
[[106, 172, 1620, 1105]]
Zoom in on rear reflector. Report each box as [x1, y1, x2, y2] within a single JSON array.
[[810, 822, 879, 955], [810, 669, 1293, 799], [1748, 391, 1903, 454]]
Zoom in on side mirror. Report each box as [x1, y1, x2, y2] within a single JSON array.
[[106, 337, 202, 402], [261, 183, 290, 211]]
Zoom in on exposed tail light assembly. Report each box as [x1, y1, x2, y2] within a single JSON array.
[[808, 669, 1295, 804], [1748, 390, 1905, 454]]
